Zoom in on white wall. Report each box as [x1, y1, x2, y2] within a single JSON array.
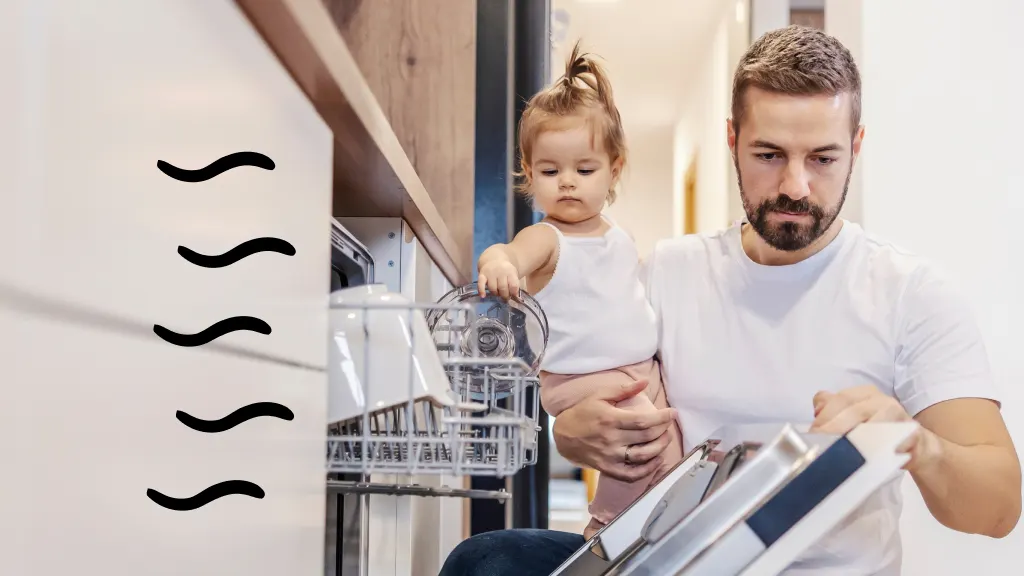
[[750, 0, 789, 40], [673, 8, 736, 234], [822, 0, 864, 224], [856, 0, 1023, 572], [726, 1, 752, 224], [607, 124, 676, 258]]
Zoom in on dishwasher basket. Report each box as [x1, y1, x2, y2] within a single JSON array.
[[325, 298, 541, 478]]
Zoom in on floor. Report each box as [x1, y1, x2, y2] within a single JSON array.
[[547, 418, 591, 534], [548, 478, 590, 534]]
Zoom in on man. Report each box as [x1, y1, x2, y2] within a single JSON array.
[[439, 26, 1021, 575]]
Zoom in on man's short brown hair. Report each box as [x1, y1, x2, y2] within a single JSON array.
[[732, 25, 862, 135]]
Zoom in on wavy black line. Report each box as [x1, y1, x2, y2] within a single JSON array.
[[147, 480, 265, 511], [178, 237, 296, 268], [153, 316, 271, 347], [156, 151, 275, 183], [176, 402, 295, 433]]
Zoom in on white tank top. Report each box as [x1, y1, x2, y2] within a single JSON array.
[[533, 216, 658, 374]]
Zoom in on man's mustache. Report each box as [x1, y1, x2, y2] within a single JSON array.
[[761, 196, 820, 216]]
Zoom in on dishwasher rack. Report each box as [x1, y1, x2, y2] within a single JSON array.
[[327, 218, 542, 576], [325, 299, 541, 479]]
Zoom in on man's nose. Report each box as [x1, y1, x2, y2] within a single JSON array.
[[779, 160, 811, 200]]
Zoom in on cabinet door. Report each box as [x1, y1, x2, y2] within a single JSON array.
[[0, 0, 332, 369], [2, 302, 326, 576]]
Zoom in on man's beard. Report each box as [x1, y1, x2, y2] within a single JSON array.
[[736, 160, 851, 252]]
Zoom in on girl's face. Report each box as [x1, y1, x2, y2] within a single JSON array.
[[526, 121, 621, 224]]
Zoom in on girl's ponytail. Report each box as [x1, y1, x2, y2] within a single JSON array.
[[552, 41, 620, 124]]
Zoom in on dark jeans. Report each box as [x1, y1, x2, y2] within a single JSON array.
[[438, 528, 585, 576]]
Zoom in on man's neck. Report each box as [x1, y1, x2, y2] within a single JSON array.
[[741, 219, 844, 266]]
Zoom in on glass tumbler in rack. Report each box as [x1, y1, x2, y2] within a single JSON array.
[[426, 283, 549, 399]]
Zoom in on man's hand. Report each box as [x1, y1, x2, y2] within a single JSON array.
[[552, 379, 677, 482], [810, 385, 940, 473], [812, 386, 1021, 537]]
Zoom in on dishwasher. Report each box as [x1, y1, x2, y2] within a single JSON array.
[[323, 217, 544, 575]]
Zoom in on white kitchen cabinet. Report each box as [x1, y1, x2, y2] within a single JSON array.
[[0, 0, 333, 369], [1, 301, 326, 576]]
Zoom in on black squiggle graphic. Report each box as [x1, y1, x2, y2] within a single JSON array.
[[147, 480, 265, 511], [153, 316, 271, 347], [177, 237, 296, 268], [156, 151, 275, 183], [176, 402, 295, 433]]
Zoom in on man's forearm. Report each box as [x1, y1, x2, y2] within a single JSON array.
[[911, 430, 1022, 538]]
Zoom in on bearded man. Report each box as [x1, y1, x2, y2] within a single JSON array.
[[440, 25, 1021, 576]]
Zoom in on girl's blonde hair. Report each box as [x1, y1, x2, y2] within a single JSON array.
[[515, 40, 627, 204]]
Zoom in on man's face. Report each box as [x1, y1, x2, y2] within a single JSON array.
[[728, 87, 863, 251]]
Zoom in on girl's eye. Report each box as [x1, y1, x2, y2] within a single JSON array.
[[578, 169, 595, 175], [541, 169, 557, 176]]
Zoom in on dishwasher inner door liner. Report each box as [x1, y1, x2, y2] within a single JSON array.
[[550, 422, 917, 576]]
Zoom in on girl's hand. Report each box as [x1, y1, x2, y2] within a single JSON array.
[[477, 260, 522, 300]]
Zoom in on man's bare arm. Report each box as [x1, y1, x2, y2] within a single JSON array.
[[911, 398, 1021, 538]]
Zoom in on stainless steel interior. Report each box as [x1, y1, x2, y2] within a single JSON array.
[[325, 219, 375, 576], [550, 424, 859, 576]]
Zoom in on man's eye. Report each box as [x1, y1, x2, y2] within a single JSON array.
[[756, 153, 778, 161], [814, 156, 837, 166]]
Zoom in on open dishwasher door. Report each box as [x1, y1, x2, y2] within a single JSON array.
[[550, 421, 917, 576]]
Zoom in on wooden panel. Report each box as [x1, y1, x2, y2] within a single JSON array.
[[791, 8, 826, 29], [324, 0, 477, 274], [683, 150, 700, 235], [234, 0, 470, 285]]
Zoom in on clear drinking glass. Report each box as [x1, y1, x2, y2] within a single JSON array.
[[426, 283, 549, 394]]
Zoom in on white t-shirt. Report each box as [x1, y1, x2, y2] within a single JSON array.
[[643, 220, 1000, 575]]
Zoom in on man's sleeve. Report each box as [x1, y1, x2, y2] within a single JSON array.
[[639, 249, 653, 300], [639, 241, 663, 352], [893, 263, 1002, 417]]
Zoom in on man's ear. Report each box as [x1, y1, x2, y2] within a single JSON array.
[[852, 124, 866, 163], [727, 118, 738, 154]]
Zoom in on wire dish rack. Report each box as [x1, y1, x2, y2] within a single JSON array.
[[326, 298, 541, 479]]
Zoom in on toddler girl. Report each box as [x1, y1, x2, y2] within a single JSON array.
[[476, 42, 684, 541]]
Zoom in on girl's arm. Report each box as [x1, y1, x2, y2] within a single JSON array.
[[477, 224, 558, 298]]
